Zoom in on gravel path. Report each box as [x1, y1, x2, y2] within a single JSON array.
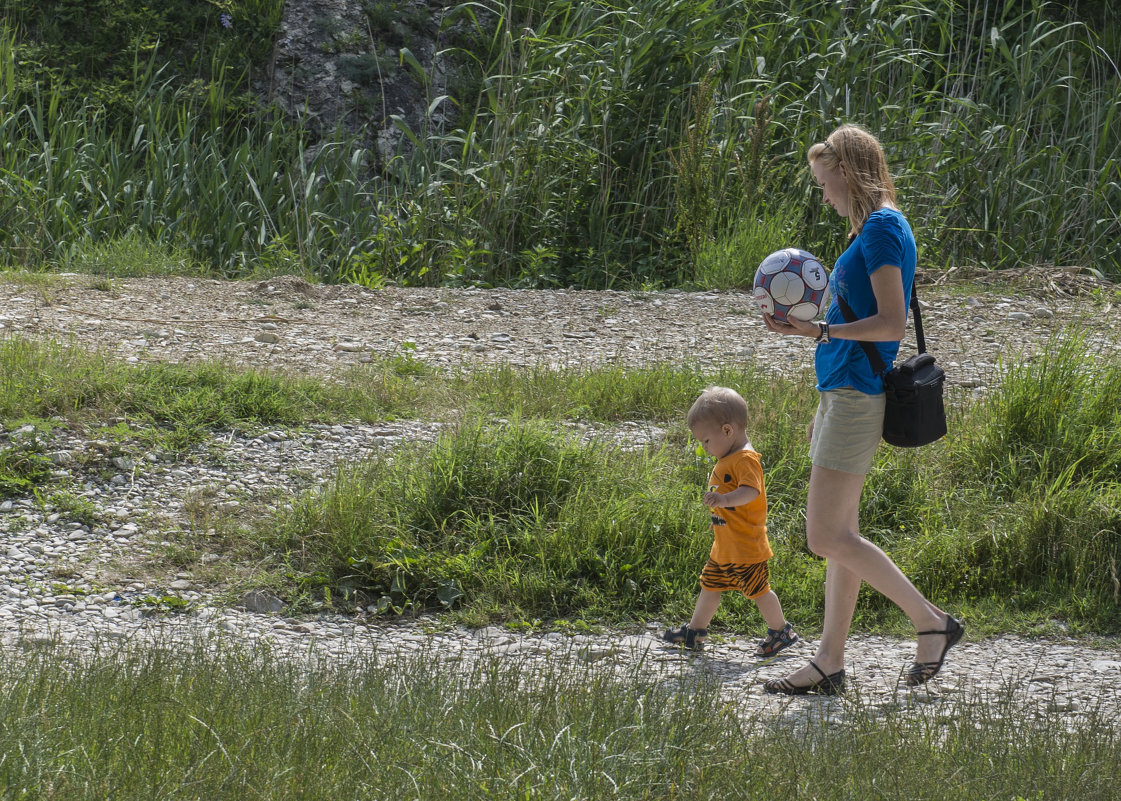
[[1, 272, 1119, 723]]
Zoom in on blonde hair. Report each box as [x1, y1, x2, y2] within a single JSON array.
[[687, 386, 748, 430], [807, 124, 896, 239]]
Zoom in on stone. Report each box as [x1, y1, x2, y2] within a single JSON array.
[[240, 590, 286, 614]]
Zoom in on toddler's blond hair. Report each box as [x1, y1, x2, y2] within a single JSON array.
[[687, 386, 748, 430]]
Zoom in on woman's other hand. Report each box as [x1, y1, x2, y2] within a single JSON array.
[[763, 313, 819, 338]]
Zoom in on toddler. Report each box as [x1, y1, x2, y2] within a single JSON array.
[[664, 386, 798, 657]]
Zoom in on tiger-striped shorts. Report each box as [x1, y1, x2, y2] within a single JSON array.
[[699, 558, 771, 599]]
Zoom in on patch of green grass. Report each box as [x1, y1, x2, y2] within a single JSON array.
[[53, 231, 205, 277], [37, 488, 102, 527], [458, 361, 815, 424], [1, 641, 1117, 800], [0, 442, 52, 498], [269, 416, 710, 621], [0, 337, 435, 453]]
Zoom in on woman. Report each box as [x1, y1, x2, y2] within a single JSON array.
[[761, 124, 962, 694]]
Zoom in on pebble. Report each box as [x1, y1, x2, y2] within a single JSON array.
[[241, 589, 287, 614]]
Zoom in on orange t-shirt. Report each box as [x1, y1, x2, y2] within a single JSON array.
[[706, 447, 772, 565]]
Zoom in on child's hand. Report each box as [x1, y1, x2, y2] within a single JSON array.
[[703, 490, 723, 508]]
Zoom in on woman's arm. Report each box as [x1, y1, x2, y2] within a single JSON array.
[[764, 264, 907, 342]]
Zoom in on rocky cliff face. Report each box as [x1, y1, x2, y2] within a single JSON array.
[[255, 0, 464, 167]]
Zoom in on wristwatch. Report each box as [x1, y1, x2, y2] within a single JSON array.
[[815, 321, 831, 343]]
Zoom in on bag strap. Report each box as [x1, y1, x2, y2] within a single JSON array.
[[835, 285, 927, 376]]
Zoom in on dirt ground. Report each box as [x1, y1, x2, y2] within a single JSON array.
[[1, 269, 1117, 395]]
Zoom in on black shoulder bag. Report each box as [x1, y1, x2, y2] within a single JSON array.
[[836, 287, 947, 448]]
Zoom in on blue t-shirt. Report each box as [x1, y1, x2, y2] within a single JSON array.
[[815, 208, 917, 394]]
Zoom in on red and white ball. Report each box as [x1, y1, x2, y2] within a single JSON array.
[[752, 248, 830, 323]]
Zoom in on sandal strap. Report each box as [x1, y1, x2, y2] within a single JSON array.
[[763, 662, 845, 695], [917, 614, 964, 637]]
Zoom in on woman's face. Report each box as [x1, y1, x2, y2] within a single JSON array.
[[811, 158, 850, 218]]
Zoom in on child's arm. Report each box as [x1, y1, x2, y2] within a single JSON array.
[[703, 485, 760, 509]]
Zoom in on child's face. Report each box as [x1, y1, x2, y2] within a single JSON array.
[[691, 420, 741, 460]]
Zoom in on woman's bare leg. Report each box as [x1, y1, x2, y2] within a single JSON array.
[[777, 464, 946, 685]]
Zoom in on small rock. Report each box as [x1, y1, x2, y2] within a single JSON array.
[[240, 590, 286, 614], [21, 632, 56, 647], [255, 332, 281, 344], [577, 645, 615, 663]]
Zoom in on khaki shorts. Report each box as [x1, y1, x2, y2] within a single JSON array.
[[808, 388, 885, 475]]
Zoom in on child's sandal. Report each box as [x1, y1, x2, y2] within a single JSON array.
[[756, 622, 799, 657], [663, 624, 708, 651]]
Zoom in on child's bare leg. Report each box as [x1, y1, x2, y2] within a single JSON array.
[[752, 590, 786, 631], [689, 589, 722, 630]]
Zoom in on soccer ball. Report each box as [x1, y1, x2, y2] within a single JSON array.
[[752, 248, 830, 323]]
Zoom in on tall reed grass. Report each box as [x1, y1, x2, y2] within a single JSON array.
[[0, 1, 1116, 286]]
